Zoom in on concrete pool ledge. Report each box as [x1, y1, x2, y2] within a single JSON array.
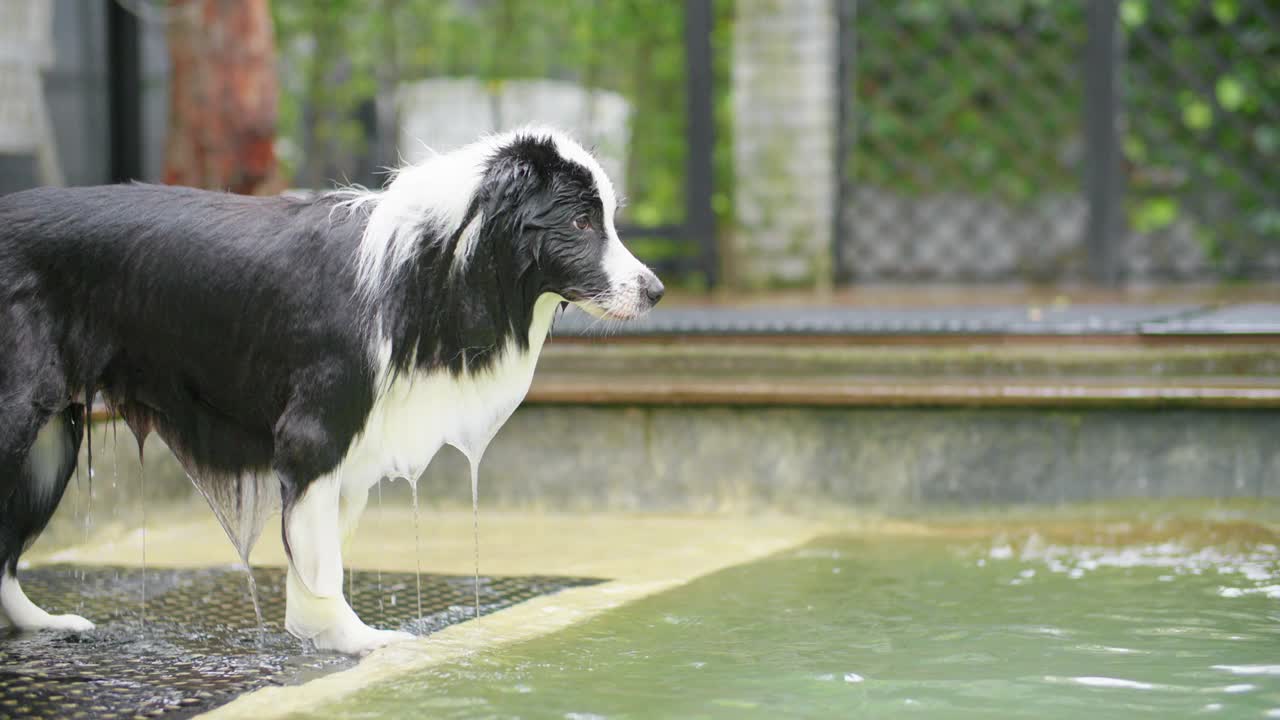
[[201, 579, 682, 719]]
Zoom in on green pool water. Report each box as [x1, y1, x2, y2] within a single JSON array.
[[301, 529, 1280, 718]]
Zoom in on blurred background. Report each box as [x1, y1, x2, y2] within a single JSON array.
[[3, 0, 1277, 291], [4, 6, 1280, 717], [4, 0, 1279, 513]]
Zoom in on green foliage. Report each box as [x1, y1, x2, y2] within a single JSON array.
[[851, 1, 1087, 205], [1120, 0, 1279, 273], [849, 0, 1277, 276]]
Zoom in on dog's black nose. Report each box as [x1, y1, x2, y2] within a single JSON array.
[[641, 274, 665, 305]]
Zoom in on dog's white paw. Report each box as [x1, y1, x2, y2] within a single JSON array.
[[311, 623, 415, 656], [18, 612, 95, 633]]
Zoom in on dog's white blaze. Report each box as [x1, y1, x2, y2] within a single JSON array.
[[547, 132, 617, 220], [603, 229, 649, 290]]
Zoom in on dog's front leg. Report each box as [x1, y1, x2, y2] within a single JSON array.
[[282, 471, 413, 655]]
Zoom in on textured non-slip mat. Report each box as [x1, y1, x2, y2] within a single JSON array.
[[0, 565, 602, 719]]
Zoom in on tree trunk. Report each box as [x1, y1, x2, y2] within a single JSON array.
[[164, 0, 280, 194]]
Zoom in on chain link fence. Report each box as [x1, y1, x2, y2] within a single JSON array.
[[1121, 0, 1280, 280], [837, 0, 1280, 284]]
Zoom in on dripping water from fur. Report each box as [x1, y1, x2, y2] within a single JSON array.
[[376, 479, 385, 616], [245, 559, 264, 633], [110, 422, 120, 527], [448, 445, 489, 625], [72, 462, 82, 583], [80, 464, 93, 588], [183, 470, 270, 634], [137, 439, 147, 626], [175, 468, 267, 630], [469, 459, 481, 621], [175, 462, 276, 634], [79, 399, 91, 579], [409, 476, 423, 621], [80, 406, 93, 582]]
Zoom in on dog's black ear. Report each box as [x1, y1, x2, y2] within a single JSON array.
[[480, 155, 543, 218], [481, 152, 554, 267], [503, 133, 561, 174], [482, 133, 560, 212]]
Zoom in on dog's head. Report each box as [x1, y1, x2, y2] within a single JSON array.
[[473, 130, 664, 320]]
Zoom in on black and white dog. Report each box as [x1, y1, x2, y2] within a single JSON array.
[[0, 127, 662, 654]]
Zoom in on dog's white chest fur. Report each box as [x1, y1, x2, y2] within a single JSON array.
[[339, 294, 561, 488]]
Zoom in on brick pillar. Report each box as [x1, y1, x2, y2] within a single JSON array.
[[731, 0, 836, 289]]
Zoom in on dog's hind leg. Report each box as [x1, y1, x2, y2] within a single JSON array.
[[0, 405, 93, 631]]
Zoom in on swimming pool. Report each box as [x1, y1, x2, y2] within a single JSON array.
[[291, 522, 1280, 718]]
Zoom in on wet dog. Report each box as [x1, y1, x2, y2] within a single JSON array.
[[0, 128, 662, 654]]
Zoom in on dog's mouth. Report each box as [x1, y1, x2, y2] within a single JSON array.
[[571, 298, 647, 321], [563, 273, 663, 322]]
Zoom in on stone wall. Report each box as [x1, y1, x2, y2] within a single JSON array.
[[50, 406, 1280, 543], [412, 406, 1280, 512], [731, 0, 836, 288]]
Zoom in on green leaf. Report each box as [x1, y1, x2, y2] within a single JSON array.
[[1181, 97, 1213, 131], [1119, 0, 1147, 27], [1123, 134, 1147, 163], [1215, 75, 1245, 111], [1211, 0, 1239, 25], [1132, 196, 1179, 233]]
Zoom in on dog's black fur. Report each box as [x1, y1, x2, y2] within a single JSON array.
[[0, 132, 632, 614]]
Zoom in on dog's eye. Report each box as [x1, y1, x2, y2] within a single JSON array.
[[572, 214, 592, 231]]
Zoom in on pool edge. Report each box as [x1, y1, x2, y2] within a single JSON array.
[[197, 526, 824, 719]]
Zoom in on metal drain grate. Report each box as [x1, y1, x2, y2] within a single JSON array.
[[0, 565, 602, 719]]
